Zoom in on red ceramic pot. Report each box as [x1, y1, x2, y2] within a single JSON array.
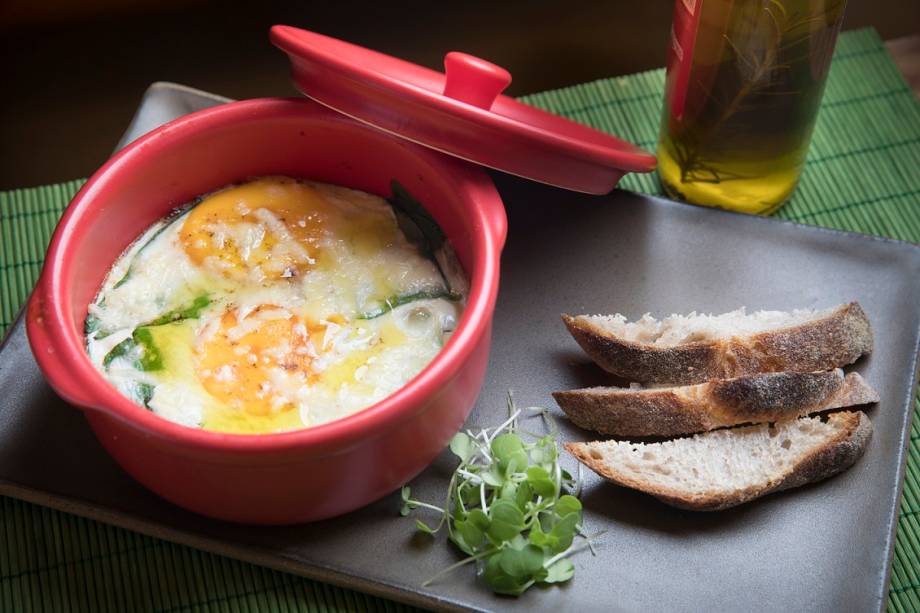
[[26, 97, 506, 525]]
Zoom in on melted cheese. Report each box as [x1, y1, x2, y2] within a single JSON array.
[[86, 177, 464, 434]]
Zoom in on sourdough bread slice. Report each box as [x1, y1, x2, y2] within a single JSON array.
[[554, 370, 878, 437], [562, 302, 872, 385], [565, 411, 871, 511]]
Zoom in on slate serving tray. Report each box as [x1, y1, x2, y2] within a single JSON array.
[[2, 83, 919, 613]]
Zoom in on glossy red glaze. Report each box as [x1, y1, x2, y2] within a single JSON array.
[[270, 26, 657, 195], [26, 98, 506, 524]]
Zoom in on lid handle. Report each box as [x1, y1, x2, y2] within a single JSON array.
[[442, 52, 511, 110]]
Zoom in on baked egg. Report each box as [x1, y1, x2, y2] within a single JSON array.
[[85, 177, 466, 434]]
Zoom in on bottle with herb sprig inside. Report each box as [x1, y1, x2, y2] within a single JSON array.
[[657, 0, 846, 215]]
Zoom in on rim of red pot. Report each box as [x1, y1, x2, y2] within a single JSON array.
[[30, 97, 505, 456]]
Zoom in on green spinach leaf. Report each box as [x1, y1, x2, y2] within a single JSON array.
[[358, 288, 458, 320], [111, 205, 193, 289], [387, 180, 446, 256], [145, 295, 211, 326]]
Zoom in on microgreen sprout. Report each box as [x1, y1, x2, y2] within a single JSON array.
[[401, 392, 601, 596]]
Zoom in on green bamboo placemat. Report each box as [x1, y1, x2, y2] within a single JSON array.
[[2, 27, 919, 612]]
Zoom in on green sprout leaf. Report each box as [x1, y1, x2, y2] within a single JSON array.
[[487, 500, 525, 543], [543, 558, 575, 584], [491, 433, 528, 475], [548, 513, 580, 554], [529, 522, 551, 548], [399, 486, 414, 517], [498, 544, 545, 580], [480, 467, 504, 487], [451, 519, 484, 555], [466, 508, 490, 531], [556, 495, 582, 519], [399, 393, 595, 596], [530, 436, 558, 466], [449, 432, 475, 463], [526, 466, 556, 498], [498, 480, 517, 501], [483, 555, 529, 596], [491, 433, 523, 462], [515, 481, 533, 510]]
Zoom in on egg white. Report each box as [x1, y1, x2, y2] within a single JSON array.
[[86, 177, 465, 434]]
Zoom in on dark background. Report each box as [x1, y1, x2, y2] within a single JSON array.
[[2, 0, 919, 190]]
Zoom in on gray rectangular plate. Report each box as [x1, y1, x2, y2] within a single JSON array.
[[2, 83, 919, 613]]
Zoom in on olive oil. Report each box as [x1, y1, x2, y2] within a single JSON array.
[[658, 0, 846, 214]]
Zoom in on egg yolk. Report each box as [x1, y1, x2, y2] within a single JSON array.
[[180, 178, 329, 281], [195, 305, 327, 416]]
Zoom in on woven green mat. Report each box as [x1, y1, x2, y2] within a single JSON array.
[[2, 27, 919, 612]]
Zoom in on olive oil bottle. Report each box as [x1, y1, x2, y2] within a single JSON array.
[[658, 0, 846, 214]]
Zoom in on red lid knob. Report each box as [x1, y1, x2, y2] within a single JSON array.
[[442, 52, 511, 110]]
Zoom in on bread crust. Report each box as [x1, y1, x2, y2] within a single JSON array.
[[562, 302, 873, 385], [553, 371, 879, 437], [564, 411, 872, 511]]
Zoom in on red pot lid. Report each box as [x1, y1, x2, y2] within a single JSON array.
[[270, 25, 656, 195]]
